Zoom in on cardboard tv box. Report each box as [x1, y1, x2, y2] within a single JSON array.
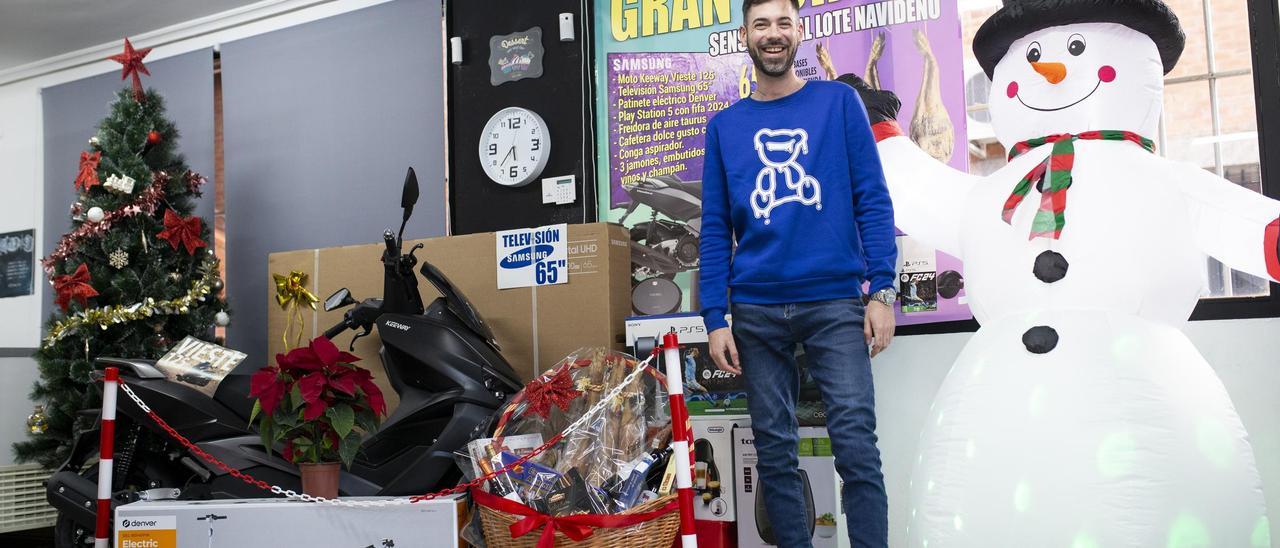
[[116, 494, 466, 548], [624, 313, 748, 415], [734, 426, 847, 548], [268, 223, 631, 412]]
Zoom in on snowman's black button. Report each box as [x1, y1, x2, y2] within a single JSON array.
[[1033, 251, 1069, 283], [1022, 326, 1059, 354]]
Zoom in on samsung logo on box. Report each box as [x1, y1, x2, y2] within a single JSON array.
[[708, 426, 725, 434], [499, 244, 556, 270]]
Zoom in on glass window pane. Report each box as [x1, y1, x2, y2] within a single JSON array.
[[960, 0, 1005, 175], [1164, 0, 1210, 79], [1210, 0, 1255, 73], [1216, 74, 1260, 143], [1164, 77, 1266, 298], [1161, 81, 1215, 167]]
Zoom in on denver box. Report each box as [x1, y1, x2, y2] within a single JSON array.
[[116, 494, 465, 547], [267, 223, 631, 412]]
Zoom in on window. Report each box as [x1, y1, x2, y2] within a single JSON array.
[[958, 0, 1280, 319]]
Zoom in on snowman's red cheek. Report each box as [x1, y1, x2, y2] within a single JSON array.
[[1098, 65, 1116, 83], [1007, 81, 1019, 98]]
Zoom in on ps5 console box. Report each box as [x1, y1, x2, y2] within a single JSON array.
[[624, 313, 829, 425], [734, 426, 846, 548], [624, 313, 748, 415], [115, 494, 466, 547]]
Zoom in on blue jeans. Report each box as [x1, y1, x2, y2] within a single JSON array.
[[732, 299, 887, 548]]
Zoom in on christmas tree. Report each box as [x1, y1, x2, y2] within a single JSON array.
[[14, 39, 231, 468]]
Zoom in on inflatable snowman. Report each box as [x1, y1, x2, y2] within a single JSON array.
[[850, 0, 1275, 545]]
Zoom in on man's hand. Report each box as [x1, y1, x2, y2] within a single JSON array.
[[864, 301, 896, 358], [708, 327, 741, 375]]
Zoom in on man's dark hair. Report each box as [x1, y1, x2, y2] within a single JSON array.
[[742, 0, 801, 21]]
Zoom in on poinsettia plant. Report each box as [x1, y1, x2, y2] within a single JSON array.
[[248, 336, 386, 466]]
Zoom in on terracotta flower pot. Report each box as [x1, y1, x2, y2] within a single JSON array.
[[299, 462, 340, 499]]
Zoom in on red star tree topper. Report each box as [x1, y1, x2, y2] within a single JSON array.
[[108, 38, 152, 102]]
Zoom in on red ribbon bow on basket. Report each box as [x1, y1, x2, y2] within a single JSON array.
[[472, 488, 678, 548], [156, 209, 207, 255], [523, 366, 582, 418], [53, 263, 99, 311]]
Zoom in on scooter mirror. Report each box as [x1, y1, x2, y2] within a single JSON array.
[[401, 167, 419, 211], [398, 167, 419, 245], [324, 288, 356, 312]]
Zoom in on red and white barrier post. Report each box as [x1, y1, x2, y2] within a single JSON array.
[[95, 367, 119, 548], [661, 332, 698, 548]]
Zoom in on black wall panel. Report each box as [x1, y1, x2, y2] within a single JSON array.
[[446, 0, 596, 234]]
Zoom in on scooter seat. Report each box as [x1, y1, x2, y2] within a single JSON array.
[[213, 368, 257, 424]]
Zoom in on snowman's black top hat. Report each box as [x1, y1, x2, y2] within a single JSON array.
[[973, 0, 1185, 79]]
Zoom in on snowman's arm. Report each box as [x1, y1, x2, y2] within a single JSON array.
[[1175, 166, 1280, 282], [872, 123, 979, 258]]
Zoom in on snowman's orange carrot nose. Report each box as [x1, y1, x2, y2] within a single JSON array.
[[1031, 62, 1067, 84]]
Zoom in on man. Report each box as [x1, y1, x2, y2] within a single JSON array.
[[699, 1, 897, 546]]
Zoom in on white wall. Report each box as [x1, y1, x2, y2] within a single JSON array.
[[0, 61, 49, 467], [876, 318, 1280, 547], [0, 0, 394, 466]]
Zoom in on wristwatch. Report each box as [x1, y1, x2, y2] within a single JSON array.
[[869, 288, 897, 306]]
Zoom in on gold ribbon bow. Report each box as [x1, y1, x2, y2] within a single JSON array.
[[273, 270, 319, 349]]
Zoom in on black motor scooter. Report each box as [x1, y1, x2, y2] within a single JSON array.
[[46, 168, 524, 546]]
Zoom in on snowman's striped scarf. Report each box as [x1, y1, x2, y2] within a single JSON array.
[[1003, 131, 1155, 239]]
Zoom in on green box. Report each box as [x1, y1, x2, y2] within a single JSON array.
[[798, 437, 814, 457], [813, 437, 832, 457]]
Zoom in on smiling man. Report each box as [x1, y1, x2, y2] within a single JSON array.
[[698, 1, 897, 546]]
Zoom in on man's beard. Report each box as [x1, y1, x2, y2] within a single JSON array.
[[748, 39, 797, 78]]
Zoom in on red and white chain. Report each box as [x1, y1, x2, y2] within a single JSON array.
[[117, 353, 656, 507]]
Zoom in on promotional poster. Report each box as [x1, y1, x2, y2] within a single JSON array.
[[594, 0, 973, 325]]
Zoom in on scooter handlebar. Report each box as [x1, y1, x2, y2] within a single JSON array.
[[322, 319, 351, 340]]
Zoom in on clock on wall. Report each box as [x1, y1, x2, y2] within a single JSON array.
[[479, 106, 550, 187]]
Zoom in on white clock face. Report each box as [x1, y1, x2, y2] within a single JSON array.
[[479, 107, 550, 187]]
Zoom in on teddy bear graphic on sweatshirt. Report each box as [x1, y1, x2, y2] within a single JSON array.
[[751, 128, 823, 224]]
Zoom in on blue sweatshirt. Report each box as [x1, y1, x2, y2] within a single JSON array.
[[699, 80, 896, 332]]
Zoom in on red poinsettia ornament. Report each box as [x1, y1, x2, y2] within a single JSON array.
[[74, 151, 101, 192], [53, 263, 99, 311], [248, 336, 387, 467], [156, 209, 207, 255]]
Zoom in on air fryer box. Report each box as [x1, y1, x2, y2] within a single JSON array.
[[624, 313, 748, 415], [116, 494, 466, 547], [734, 426, 846, 548]]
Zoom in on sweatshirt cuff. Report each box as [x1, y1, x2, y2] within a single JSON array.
[[701, 308, 729, 332], [867, 276, 896, 295]]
